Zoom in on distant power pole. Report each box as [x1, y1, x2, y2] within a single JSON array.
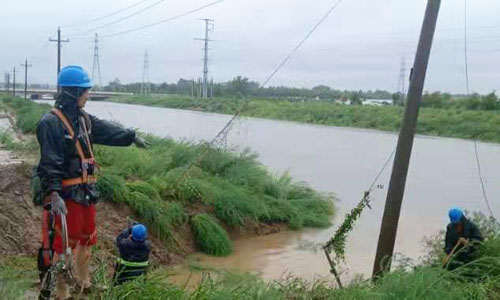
[[49, 27, 69, 89], [4, 72, 10, 93], [140, 50, 151, 95], [20, 59, 32, 100], [12, 67, 16, 96], [210, 78, 214, 98], [397, 58, 406, 105], [195, 18, 214, 99], [372, 0, 442, 277], [92, 33, 103, 89]]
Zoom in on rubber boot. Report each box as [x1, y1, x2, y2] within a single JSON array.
[[55, 272, 70, 300]]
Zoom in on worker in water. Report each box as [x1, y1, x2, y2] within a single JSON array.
[[444, 207, 483, 270], [37, 65, 148, 299], [113, 223, 150, 285]]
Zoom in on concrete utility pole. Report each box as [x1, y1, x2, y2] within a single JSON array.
[[372, 0, 442, 277], [21, 59, 32, 100], [49, 27, 69, 88], [195, 18, 214, 99], [12, 67, 16, 96], [92, 33, 103, 89]]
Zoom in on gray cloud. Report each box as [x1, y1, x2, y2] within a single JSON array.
[[1, 0, 499, 93]]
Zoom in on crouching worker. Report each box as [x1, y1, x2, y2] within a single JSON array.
[[444, 207, 483, 270], [113, 224, 150, 285]]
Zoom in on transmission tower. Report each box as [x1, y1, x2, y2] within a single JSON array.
[[140, 50, 151, 95], [92, 33, 103, 89], [397, 58, 406, 105], [195, 18, 214, 99]]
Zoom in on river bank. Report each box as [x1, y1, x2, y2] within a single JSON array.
[[0, 94, 334, 273], [110, 95, 500, 144]]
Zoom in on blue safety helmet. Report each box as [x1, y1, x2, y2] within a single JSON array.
[[57, 65, 93, 88], [131, 224, 147, 242], [449, 207, 464, 224]]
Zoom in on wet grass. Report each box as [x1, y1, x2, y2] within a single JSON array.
[[112, 95, 500, 143], [191, 214, 232, 256]]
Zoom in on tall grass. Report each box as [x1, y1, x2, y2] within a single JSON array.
[[191, 214, 232, 256], [1, 95, 334, 257]]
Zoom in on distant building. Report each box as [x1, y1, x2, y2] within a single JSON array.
[[363, 99, 392, 106]]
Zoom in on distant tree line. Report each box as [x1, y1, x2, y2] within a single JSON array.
[[103, 76, 392, 101]]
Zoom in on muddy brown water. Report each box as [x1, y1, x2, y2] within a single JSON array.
[[38, 100, 500, 283]]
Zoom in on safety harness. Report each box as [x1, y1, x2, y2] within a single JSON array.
[[51, 108, 97, 187]]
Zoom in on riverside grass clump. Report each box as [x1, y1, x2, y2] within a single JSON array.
[[112, 95, 500, 143], [0, 95, 334, 256]]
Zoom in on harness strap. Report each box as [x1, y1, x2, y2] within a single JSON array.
[[51, 108, 97, 187], [116, 257, 149, 267]]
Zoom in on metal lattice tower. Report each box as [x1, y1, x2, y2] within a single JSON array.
[[92, 33, 103, 89], [195, 19, 214, 98], [397, 57, 406, 104], [140, 50, 151, 95]]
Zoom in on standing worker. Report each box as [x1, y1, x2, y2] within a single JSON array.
[[36, 65, 148, 299], [113, 223, 150, 285], [444, 207, 483, 270]]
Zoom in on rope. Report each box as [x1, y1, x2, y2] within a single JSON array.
[[368, 147, 396, 192], [473, 140, 495, 219]]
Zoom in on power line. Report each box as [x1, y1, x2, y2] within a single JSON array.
[[473, 140, 495, 219], [65, 0, 152, 28], [69, 0, 166, 37], [99, 0, 224, 39], [261, 0, 344, 88]]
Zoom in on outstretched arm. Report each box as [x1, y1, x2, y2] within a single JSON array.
[[89, 114, 136, 146]]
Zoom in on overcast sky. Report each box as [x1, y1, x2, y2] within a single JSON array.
[[1, 0, 499, 93]]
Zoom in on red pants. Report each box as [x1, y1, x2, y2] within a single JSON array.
[[43, 199, 97, 254]]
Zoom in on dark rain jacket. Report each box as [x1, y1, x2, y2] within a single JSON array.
[[36, 95, 136, 205], [114, 228, 150, 285], [444, 217, 483, 265]]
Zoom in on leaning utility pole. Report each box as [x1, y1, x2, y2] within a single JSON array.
[[12, 67, 16, 97], [92, 33, 103, 89], [372, 0, 441, 277], [195, 18, 214, 99], [140, 50, 151, 95], [21, 59, 32, 100], [49, 27, 69, 89]]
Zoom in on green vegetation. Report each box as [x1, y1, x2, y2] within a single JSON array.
[[112, 93, 500, 143], [0, 94, 334, 257], [191, 214, 232, 256]]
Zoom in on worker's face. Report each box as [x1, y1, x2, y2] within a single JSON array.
[[77, 89, 90, 108]]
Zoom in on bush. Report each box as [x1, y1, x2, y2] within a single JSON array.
[[191, 214, 232, 256]]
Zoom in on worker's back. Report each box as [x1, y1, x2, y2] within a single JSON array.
[[113, 224, 150, 285]]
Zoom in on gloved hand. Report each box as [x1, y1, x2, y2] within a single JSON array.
[[133, 135, 150, 148], [50, 192, 67, 215]]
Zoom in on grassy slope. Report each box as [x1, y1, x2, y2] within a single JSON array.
[[112, 95, 500, 143], [0, 95, 334, 257]]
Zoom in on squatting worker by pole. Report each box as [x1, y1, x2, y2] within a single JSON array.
[[113, 223, 150, 285], [444, 207, 483, 270], [36, 65, 148, 299]]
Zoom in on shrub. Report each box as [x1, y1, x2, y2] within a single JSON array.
[[192, 214, 232, 256]]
